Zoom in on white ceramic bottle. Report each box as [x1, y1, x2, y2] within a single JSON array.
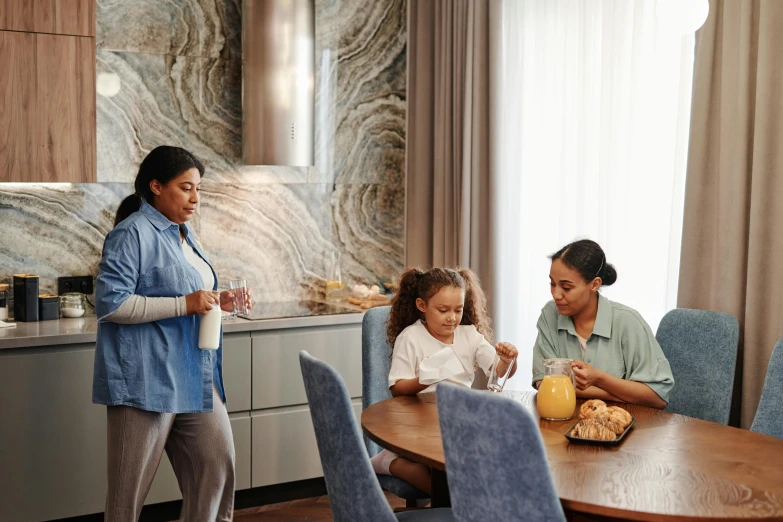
[[198, 303, 222, 350]]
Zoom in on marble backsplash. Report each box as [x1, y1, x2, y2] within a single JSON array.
[[0, 0, 406, 302]]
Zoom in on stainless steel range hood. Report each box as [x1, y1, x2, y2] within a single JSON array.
[[242, 0, 315, 166]]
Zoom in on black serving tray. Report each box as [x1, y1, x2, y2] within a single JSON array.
[[564, 417, 636, 447]]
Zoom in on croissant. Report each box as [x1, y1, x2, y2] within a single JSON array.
[[570, 418, 617, 441], [604, 406, 632, 428], [599, 418, 625, 435], [579, 417, 625, 435], [579, 399, 608, 419]]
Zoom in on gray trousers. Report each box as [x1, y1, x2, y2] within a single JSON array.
[[105, 385, 235, 522]]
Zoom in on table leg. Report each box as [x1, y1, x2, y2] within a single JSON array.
[[430, 469, 451, 508]]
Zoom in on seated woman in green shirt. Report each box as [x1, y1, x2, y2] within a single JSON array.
[[532, 239, 674, 409]]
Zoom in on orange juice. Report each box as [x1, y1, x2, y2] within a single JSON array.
[[537, 374, 576, 420]]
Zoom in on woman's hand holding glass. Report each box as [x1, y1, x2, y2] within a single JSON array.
[[220, 288, 252, 314], [487, 342, 519, 393], [185, 290, 220, 315], [494, 342, 518, 374]]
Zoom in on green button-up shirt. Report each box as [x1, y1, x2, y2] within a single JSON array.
[[532, 293, 674, 402]]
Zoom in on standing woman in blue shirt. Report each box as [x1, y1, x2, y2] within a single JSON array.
[[93, 146, 250, 521]]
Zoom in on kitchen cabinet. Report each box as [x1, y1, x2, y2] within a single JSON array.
[[251, 324, 362, 410], [223, 333, 252, 413], [0, 317, 363, 520], [251, 401, 362, 487], [0, 333, 254, 521], [0, 344, 107, 521], [250, 324, 363, 487], [0, 0, 95, 36], [0, 15, 96, 182]]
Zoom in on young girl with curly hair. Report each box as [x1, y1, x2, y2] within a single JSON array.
[[371, 267, 518, 494]]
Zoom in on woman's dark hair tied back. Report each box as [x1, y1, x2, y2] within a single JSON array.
[[114, 146, 205, 227], [550, 239, 617, 286], [386, 267, 493, 348]]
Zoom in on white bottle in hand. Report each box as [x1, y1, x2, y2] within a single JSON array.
[[198, 299, 222, 350]]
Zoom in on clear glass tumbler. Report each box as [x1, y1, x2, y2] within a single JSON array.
[[487, 353, 516, 393], [229, 279, 249, 316]]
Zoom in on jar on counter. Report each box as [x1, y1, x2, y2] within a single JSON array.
[[0, 284, 8, 320], [39, 294, 60, 321], [60, 292, 86, 318]]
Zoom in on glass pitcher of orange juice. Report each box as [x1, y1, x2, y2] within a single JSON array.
[[536, 358, 577, 420]]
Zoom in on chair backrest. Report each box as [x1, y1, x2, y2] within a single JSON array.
[[299, 351, 397, 522], [655, 308, 739, 424], [436, 383, 566, 522], [362, 306, 393, 410], [751, 338, 783, 439], [362, 306, 394, 456]]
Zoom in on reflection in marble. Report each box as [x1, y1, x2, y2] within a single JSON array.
[[4, 0, 407, 303]]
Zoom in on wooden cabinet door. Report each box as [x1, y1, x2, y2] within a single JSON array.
[[0, 0, 95, 36], [0, 30, 96, 183], [0, 30, 37, 182], [35, 33, 96, 183]]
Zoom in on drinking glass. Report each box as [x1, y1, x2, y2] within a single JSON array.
[[487, 353, 516, 393], [229, 279, 249, 316]]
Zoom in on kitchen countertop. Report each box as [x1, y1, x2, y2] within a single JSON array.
[[0, 300, 365, 350]]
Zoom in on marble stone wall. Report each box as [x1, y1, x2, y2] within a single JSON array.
[[0, 0, 406, 302]]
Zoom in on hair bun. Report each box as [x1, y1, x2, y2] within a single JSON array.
[[601, 263, 618, 286]]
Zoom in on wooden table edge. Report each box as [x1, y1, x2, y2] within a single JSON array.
[[558, 498, 783, 522], [361, 421, 447, 471]]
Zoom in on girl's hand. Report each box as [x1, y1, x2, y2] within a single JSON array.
[[220, 289, 253, 313], [495, 342, 518, 360], [571, 360, 603, 391], [185, 290, 220, 315]]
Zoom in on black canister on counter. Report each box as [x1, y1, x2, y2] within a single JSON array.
[[39, 294, 60, 321], [13, 274, 39, 322]]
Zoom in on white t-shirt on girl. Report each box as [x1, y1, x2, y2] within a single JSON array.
[[388, 319, 496, 394]]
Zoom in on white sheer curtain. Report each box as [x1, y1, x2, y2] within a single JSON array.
[[491, 0, 696, 390]]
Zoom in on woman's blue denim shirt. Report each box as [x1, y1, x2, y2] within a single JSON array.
[[93, 200, 225, 413]]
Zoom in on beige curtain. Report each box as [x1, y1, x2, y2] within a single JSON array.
[[405, 0, 494, 297], [678, 0, 783, 428]]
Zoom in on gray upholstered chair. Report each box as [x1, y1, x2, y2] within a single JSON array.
[[436, 383, 566, 522], [655, 308, 739, 424], [751, 338, 783, 439], [362, 307, 430, 503], [299, 351, 453, 522]]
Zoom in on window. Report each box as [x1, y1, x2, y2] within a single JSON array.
[[493, 0, 696, 389]]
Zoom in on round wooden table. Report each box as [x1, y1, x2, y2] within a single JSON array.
[[361, 391, 783, 520]]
